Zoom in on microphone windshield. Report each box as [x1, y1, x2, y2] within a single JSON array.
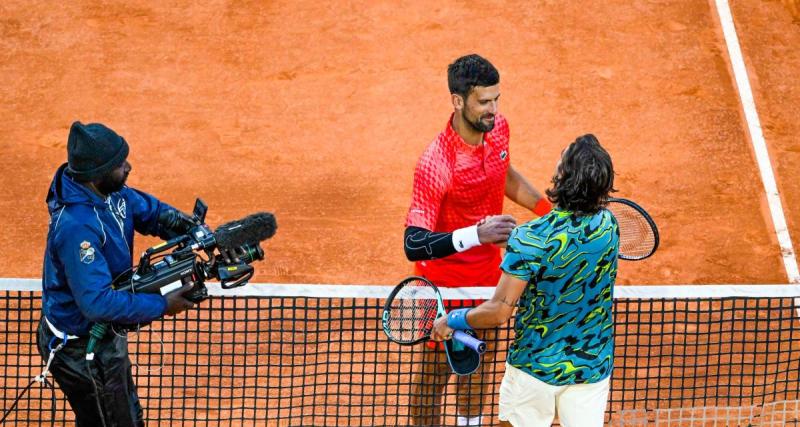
[[215, 212, 277, 249]]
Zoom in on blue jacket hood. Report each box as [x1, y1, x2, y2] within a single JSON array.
[[46, 163, 107, 214]]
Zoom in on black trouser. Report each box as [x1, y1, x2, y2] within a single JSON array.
[[36, 317, 144, 427]]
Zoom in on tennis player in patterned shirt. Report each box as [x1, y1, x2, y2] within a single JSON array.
[[404, 54, 552, 427], [433, 134, 619, 427]]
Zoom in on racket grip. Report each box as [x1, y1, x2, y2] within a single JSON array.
[[453, 330, 487, 355]]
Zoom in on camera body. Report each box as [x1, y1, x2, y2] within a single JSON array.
[[112, 198, 266, 304]]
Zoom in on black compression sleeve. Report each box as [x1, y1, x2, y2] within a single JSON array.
[[404, 226, 458, 261]]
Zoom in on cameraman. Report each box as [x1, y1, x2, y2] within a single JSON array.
[[37, 121, 197, 427]]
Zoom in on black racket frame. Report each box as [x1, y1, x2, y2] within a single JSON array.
[[608, 197, 659, 261]]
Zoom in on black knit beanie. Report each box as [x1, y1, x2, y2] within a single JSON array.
[[66, 121, 129, 182]]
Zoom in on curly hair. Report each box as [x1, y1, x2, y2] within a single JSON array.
[[545, 134, 616, 215], [447, 54, 500, 98]]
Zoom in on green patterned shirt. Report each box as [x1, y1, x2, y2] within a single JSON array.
[[500, 208, 619, 385]]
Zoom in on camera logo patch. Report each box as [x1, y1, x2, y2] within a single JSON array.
[[79, 241, 95, 264]]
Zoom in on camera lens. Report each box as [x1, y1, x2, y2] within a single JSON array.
[[240, 244, 265, 263]]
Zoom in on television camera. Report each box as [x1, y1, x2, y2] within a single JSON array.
[[86, 198, 276, 358]]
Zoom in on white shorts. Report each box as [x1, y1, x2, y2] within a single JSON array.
[[498, 363, 610, 427]]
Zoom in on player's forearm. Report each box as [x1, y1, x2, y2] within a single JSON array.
[[447, 273, 525, 330], [404, 225, 481, 261], [465, 299, 514, 328], [404, 226, 457, 261], [505, 165, 544, 210]]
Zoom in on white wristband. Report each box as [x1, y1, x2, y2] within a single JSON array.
[[452, 225, 481, 252]]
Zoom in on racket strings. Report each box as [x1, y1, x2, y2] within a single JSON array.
[[617, 213, 655, 251], [609, 202, 657, 259], [385, 281, 439, 343]]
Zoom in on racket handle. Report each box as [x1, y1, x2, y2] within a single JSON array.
[[453, 330, 487, 355]]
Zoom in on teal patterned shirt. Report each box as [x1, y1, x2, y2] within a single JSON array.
[[500, 208, 619, 386]]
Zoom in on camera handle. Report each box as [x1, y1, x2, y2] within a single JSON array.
[[216, 263, 255, 289]]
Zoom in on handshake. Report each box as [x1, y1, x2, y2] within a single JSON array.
[[476, 214, 517, 245]]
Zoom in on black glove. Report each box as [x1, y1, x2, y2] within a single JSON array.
[[157, 209, 196, 240]]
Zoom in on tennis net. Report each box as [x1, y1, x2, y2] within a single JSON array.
[[2, 279, 800, 426]]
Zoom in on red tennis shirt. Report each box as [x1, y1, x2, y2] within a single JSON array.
[[405, 113, 511, 288]]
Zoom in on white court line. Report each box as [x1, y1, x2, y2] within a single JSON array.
[[3, 278, 800, 298], [714, 0, 800, 284]]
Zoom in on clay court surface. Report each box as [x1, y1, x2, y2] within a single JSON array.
[[0, 0, 798, 287], [1, 0, 800, 425]]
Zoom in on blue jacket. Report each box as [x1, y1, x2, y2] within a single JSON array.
[[42, 163, 173, 336]]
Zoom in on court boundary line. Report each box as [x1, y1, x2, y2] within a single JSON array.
[[3, 278, 800, 299], [714, 0, 800, 284]]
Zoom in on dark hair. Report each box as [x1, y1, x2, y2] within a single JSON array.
[[447, 54, 500, 99], [545, 134, 616, 215]]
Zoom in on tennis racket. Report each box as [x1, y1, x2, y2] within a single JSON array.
[[382, 276, 486, 354], [606, 198, 659, 260]]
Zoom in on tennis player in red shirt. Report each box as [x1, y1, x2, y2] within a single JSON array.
[[404, 54, 552, 426]]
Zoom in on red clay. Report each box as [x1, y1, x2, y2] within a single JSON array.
[[4, 3, 800, 425], [1, 1, 795, 287], [732, 0, 800, 282]]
